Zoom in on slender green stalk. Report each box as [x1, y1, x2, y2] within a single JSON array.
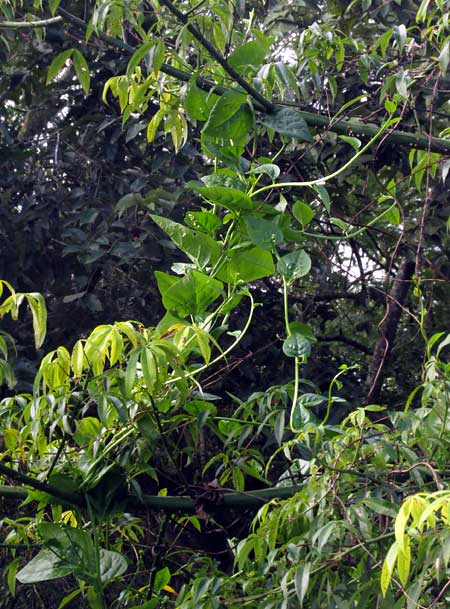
[[250, 118, 400, 198], [0, 16, 63, 28], [165, 290, 255, 385]]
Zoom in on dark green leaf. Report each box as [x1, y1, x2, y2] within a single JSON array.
[[153, 566, 171, 593], [283, 332, 312, 358], [252, 164, 280, 180], [261, 108, 313, 142], [99, 549, 127, 583], [202, 105, 253, 148], [151, 215, 221, 267], [162, 270, 223, 317], [72, 50, 90, 95], [203, 90, 246, 131], [228, 40, 268, 72], [46, 49, 73, 85], [216, 247, 275, 283], [292, 200, 314, 227], [192, 186, 257, 213], [184, 77, 216, 121], [244, 216, 283, 250], [313, 185, 331, 212], [16, 549, 73, 583], [277, 250, 311, 283]]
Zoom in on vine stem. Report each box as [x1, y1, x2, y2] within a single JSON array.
[[158, 0, 275, 112], [282, 275, 300, 432], [249, 117, 401, 198], [0, 16, 63, 28], [165, 290, 255, 385]]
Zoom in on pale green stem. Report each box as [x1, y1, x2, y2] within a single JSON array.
[[282, 276, 301, 432], [250, 117, 400, 198], [165, 291, 255, 385], [0, 16, 63, 28], [296, 200, 399, 242]]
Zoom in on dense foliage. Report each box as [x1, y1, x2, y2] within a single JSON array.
[[2, 0, 450, 607]]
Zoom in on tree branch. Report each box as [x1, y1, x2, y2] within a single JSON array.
[[55, 7, 450, 154], [365, 255, 415, 404], [158, 0, 275, 112], [0, 16, 63, 29], [0, 482, 299, 512], [0, 462, 82, 506], [317, 333, 372, 355]]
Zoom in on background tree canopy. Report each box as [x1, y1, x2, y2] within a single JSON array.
[[2, 1, 450, 608]]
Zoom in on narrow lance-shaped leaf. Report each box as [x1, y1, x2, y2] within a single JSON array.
[[72, 49, 90, 94], [46, 49, 73, 85], [25, 293, 47, 349]]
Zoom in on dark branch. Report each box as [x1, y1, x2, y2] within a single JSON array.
[[56, 7, 450, 155], [0, 462, 82, 506], [317, 333, 372, 355]]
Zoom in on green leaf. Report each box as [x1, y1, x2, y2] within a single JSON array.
[[153, 566, 171, 593], [339, 135, 361, 150], [244, 216, 283, 250], [24, 293, 47, 349], [381, 542, 399, 597], [49, 0, 61, 16], [126, 40, 154, 77], [185, 211, 222, 235], [145, 39, 165, 73], [57, 588, 82, 609], [216, 247, 275, 283], [313, 185, 331, 213], [362, 498, 397, 518], [202, 105, 253, 148], [71, 340, 86, 377], [151, 215, 220, 267], [124, 349, 140, 397], [72, 50, 90, 95], [192, 186, 257, 213], [155, 271, 179, 298], [384, 206, 401, 225], [99, 549, 127, 583], [252, 163, 280, 180], [6, 557, 20, 597], [274, 411, 285, 446], [46, 49, 73, 85], [375, 29, 393, 57], [396, 536, 411, 587], [203, 90, 246, 131], [294, 563, 311, 606], [439, 41, 450, 75], [141, 347, 158, 393], [73, 417, 101, 446], [161, 270, 224, 318], [228, 40, 269, 72], [261, 108, 313, 142], [292, 200, 314, 227], [184, 76, 215, 121], [87, 587, 104, 609], [147, 108, 165, 142], [283, 332, 312, 358], [394, 24, 407, 53], [277, 250, 311, 283], [16, 549, 73, 583]]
